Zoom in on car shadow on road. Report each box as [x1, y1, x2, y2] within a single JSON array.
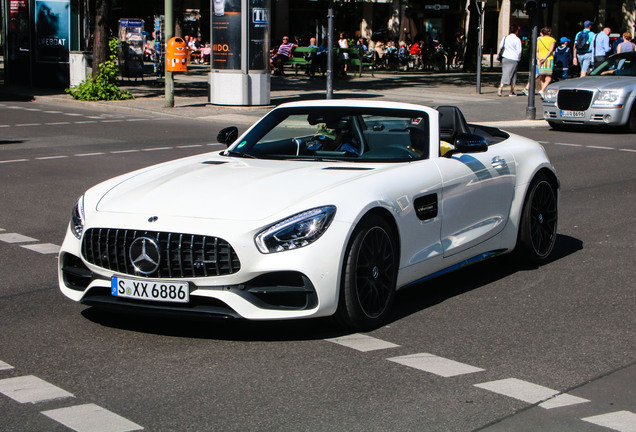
[[81, 234, 582, 342]]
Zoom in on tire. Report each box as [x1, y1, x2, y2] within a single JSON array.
[[337, 215, 398, 330], [515, 173, 558, 265], [628, 104, 636, 133]]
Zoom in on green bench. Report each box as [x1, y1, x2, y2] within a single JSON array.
[[339, 48, 374, 78], [285, 46, 318, 75]]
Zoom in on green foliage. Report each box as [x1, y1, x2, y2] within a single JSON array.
[[66, 38, 134, 101]]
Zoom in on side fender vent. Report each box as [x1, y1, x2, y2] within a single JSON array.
[[414, 194, 438, 221]]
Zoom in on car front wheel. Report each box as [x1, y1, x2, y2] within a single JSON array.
[[337, 215, 397, 330], [515, 173, 558, 265]]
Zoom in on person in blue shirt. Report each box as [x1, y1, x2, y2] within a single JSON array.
[[593, 27, 612, 67], [573, 21, 595, 76], [553, 37, 573, 81]]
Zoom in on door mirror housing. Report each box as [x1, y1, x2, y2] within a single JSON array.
[[454, 133, 488, 153], [217, 126, 239, 147]]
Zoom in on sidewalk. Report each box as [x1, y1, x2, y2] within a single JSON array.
[[1, 67, 548, 127]]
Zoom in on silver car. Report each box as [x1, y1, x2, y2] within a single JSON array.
[[543, 52, 636, 131]]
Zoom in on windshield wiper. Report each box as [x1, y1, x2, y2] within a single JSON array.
[[223, 150, 258, 159]]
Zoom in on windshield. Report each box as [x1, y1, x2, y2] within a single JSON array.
[[226, 107, 431, 162], [590, 55, 636, 77]]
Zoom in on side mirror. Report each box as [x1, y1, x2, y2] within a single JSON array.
[[454, 133, 488, 153], [217, 126, 239, 147]]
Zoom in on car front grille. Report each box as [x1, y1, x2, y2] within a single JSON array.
[[82, 228, 241, 278], [557, 90, 593, 111]]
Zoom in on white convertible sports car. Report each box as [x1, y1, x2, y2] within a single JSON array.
[[59, 100, 559, 330]]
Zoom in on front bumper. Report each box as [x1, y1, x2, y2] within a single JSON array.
[[542, 103, 630, 127], [58, 214, 350, 321]]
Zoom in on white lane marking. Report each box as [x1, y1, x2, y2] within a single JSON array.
[[126, 118, 148, 122], [474, 378, 589, 408], [101, 120, 124, 123], [0, 360, 14, 371], [0, 228, 4, 232], [45, 121, 71, 125], [553, 142, 583, 147], [0, 125, 10, 128], [75, 121, 98, 124], [177, 144, 203, 148], [44, 110, 63, 114], [24, 108, 42, 111], [64, 113, 84, 117], [75, 152, 106, 157], [110, 150, 140, 154], [21, 243, 61, 254], [538, 393, 591, 409], [387, 353, 485, 377], [16, 123, 41, 127], [141, 147, 172, 152], [326, 334, 400, 352], [0, 233, 38, 244], [42, 403, 144, 432], [0, 375, 74, 404], [36, 155, 68, 160], [588, 145, 616, 150], [582, 411, 636, 432], [619, 149, 636, 153], [0, 159, 28, 164]]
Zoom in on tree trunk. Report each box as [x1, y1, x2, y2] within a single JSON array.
[[93, 0, 112, 77], [463, 0, 479, 72]]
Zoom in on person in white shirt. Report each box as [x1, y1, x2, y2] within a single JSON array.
[[498, 26, 523, 97]]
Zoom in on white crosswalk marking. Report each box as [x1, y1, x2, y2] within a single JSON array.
[[42, 403, 144, 432], [474, 378, 589, 408], [0, 360, 14, 370], [582, 411, 636, 432], [21, 243, 61, 254], [325, 334, 400, 352], [0, 375, 74, 403], [387, 353, 485, 377], [0, 233, 38, 244]]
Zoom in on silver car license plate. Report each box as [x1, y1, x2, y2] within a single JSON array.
[[111, 277, 189, 303], [561, 110, 585, 118]]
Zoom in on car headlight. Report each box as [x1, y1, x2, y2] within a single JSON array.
[[593, 90, 622, 106], [71, 196, 85, 239], [255, 206, 336, 254], [544, 89, 558, 103]]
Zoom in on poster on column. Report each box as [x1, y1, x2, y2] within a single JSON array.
[[35, 0, 70, 63], [211, 0, 242, 70], [249, 0, 270, 71]]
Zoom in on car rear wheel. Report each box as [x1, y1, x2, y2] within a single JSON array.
[[337, 215, 397, 330], [515, 173, 558, 265]]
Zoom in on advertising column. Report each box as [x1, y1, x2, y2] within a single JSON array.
[[34, 0, 71, 87], [209, 0, 270, 105], [6, 0, 32, 85]]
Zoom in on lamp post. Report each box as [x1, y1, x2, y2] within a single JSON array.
[[326, 0, 334, 99], [164, 0, 174, 107]]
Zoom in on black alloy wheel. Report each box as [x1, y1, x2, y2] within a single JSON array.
[[338, 215, 397, 330], [516, 173, 558, 264]]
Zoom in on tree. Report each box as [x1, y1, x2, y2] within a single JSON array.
[[93, 0, 112, 78], [463, 0, 480, 72]]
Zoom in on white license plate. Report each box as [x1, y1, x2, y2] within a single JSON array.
[[111, 277, 189, 303], [561, 110, 585, 118]]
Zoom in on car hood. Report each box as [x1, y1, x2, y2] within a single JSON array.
[[550, 76, 636, 90], [96, 155, 379, 222]]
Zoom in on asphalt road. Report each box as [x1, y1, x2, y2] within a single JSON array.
[[0, 100, 634, 432]]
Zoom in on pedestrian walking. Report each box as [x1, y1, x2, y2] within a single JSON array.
[[497, 26, 522, 97], [553, 37, 573, 81], [616, 31, 636, 53], [537, 27, 556, 99], [593, 26, 612, 66], [573, 20, 594, 76]]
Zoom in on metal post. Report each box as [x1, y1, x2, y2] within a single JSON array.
[[476, 1, 484, 94], [526, 10, 538, 120], [164, 0, 174, 108], [326, 0, 334, 100]]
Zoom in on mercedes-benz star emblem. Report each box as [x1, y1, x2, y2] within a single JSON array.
[[129, 237, 161, 275]]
